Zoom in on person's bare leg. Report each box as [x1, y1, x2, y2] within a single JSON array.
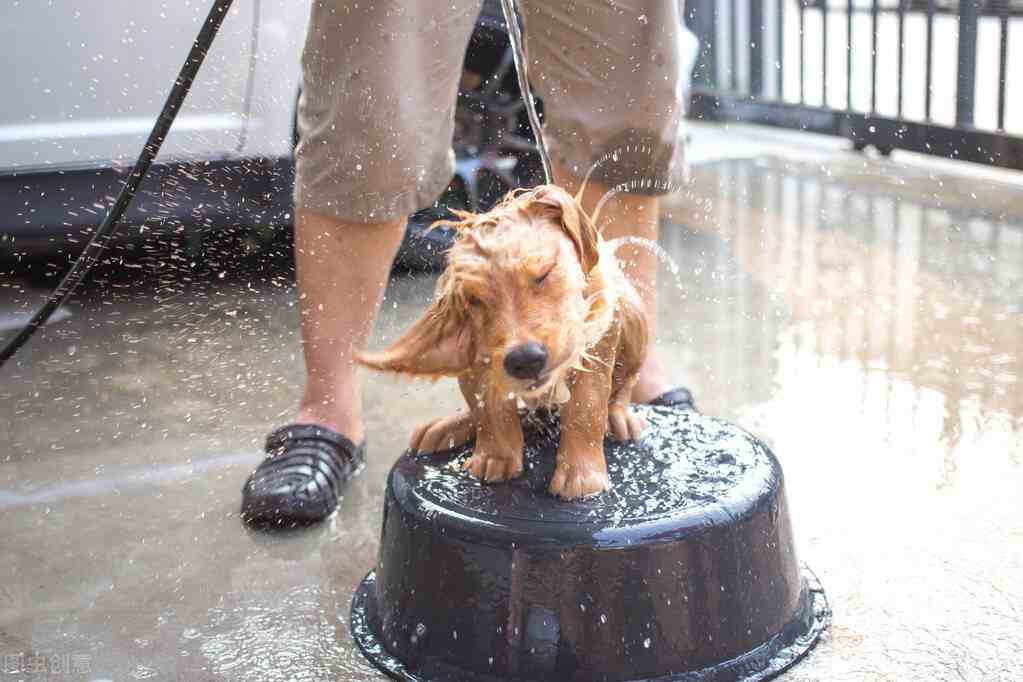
[[555, 165, 673, 403], [293, 209, 407, 442]]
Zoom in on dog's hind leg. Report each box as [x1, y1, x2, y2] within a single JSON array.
[[410, 411, 475, 455], [607, 396, 646, 442], [607, 296, 649, 442]]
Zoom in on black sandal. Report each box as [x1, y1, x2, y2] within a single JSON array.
[[241, 424, 365, 526], [647, 386, 697, 411]]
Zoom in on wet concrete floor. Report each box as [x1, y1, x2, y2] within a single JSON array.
[[1, 123, 1021, 680]]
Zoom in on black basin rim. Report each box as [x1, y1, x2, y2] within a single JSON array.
[[349, 567, 830, 682], [390, 470, 784, 550], [390, 422, 785, 550]]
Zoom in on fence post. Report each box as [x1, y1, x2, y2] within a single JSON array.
[[956, 0, 979, 127], [750, 0, 765, 98], [688, 0, 719, 89]]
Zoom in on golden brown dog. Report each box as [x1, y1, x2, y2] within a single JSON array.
[[357, 184, 648, 499]]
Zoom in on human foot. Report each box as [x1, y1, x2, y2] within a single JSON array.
[[241, 376, 368, 526], [629, 350, 676, 403], [240, 424, 365, 526], [293, 406, 365, 446], [630, 350, 697, 409], [294, 376, 366, 444]]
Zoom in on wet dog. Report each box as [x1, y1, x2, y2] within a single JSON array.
[[357, 185, 648, 499]]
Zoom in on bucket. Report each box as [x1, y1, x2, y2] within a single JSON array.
[[351, 406, 829, 681]]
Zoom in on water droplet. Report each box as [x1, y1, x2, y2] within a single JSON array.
[[131, 664, 159, 680]]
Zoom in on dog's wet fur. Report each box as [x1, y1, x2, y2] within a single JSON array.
[[358, 185, 648, 498]]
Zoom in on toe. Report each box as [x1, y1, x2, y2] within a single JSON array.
[[589, 471, 611, 496], [420, 425, 444, 454], [484, 457, 505, 482], [548, 467, 567, 497], [608, 409, 630, 442], [627, 412, 646, 441], [566, 473, 584, 499], [410, 421, 431, 452]]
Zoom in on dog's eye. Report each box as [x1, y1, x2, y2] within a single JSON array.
[[535, 268, 554, 286], [467, 295, 482, 306]]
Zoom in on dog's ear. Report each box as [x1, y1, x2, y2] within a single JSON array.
[[533, 186, 600, 274], [356, 275, 473, 377]]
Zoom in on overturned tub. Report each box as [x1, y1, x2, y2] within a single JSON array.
[[351, 406, 829, 681]]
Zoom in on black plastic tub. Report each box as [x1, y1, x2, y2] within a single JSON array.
[[351, 406, 829, 681]]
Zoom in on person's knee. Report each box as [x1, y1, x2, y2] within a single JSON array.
[[549, 120, 685, 197], [544, 53, 687, 194], [591, 125, 683, 193], [293, 131, 456, 223], [295, 0, 482, 223], [529, 0, 689, 195]]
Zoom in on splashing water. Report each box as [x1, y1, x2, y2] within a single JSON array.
[[579, 146, 690, 300], [592, 174, 683, 221], [607, 236, 687, 299], [574, 144, 685, 214]]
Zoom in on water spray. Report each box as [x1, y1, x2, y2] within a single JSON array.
[[0, 0, 235, 368]]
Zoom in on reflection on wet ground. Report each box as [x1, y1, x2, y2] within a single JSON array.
[[664, 154, 1023, 681], [1, 125, 1021, 680]]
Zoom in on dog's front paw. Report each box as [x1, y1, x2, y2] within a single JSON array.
[[464, 444, 523, 483], [549, 447, 610, 499], [410, 411, 475, 454], [607, 402, 646, 442]]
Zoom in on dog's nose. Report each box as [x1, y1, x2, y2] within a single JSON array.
[[503, 342, 548, 380]]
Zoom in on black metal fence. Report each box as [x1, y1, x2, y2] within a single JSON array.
[[685, 0, 1023, 170]]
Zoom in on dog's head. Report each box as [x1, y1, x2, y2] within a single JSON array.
[[358, 185, 607, 399]]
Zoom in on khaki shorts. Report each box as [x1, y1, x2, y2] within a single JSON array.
[[295, 0, 687, 223]]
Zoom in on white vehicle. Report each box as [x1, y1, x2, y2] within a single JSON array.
[[0, 2, 304, 174], [0, 2, 305, 251], [0, 1, 541, 265]]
